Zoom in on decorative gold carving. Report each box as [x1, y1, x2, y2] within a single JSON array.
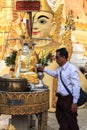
[[58, 10, 75, 60], [51, 10, 75, 109], [65, 10, 75, 31], [0, 90, 49, 115], [52, 4, 64, 42], [58, 30, 72, 60]]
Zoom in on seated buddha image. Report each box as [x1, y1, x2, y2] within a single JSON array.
[[15, 43, 39, 84]]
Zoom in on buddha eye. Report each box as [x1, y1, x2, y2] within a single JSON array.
[[39, 19, 47, 24]]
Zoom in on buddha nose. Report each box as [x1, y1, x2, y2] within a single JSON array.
[[32, 20, 39, 29]]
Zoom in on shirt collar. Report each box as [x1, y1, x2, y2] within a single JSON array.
[[61, 61, 69, 70]]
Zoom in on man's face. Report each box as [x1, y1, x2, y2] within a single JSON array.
[[32, 11, 53, 39], [55, 52, 64, 66]]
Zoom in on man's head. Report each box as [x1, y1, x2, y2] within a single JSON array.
[[56, 48, 68, 66]]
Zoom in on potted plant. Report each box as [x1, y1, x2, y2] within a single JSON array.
[[4, 50, 17, 77]]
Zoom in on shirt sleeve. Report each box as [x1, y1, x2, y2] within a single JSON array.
[[70, 69, 80, 104], [44, 68, 58, 77]]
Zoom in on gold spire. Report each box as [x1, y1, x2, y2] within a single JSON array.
[[40, 0, 54, 14]]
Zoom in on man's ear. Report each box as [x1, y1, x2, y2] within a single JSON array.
[[49, 22, 56, 36]]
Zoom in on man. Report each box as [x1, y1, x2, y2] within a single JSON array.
[[38, 48, 80, 130]]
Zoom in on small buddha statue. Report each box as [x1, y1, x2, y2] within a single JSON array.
[[15, 43, 30, 78], [15, 43, 39, 84]]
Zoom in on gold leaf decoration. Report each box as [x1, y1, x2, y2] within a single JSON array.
[[58, 30, 73, 60], [52, 4, 64, 42]]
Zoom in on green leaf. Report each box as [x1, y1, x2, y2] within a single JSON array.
[[4, 51, 17, 66]]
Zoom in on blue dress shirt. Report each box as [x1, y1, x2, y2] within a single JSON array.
[[44, 61, 80, 104]]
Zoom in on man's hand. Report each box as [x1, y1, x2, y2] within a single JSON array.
[[71, 103, 77, 113], [37, 65, 44, 72]]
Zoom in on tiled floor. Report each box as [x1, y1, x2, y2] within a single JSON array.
[[47, 108, 87, 130]]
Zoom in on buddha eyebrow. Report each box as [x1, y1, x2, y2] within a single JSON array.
[[38, 15, 49, 19]]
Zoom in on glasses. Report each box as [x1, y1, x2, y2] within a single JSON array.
[[55, 56, 61, 59]]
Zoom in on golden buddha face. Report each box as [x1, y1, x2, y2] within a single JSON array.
[[32, 11, 56, 39]]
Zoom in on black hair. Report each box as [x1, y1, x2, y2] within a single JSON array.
[[23, 43, 29, 46], [56, 48, 68, 59]]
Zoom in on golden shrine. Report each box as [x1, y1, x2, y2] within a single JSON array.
[[0, 1, 87, 130], [0, 87, 49, 130]]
